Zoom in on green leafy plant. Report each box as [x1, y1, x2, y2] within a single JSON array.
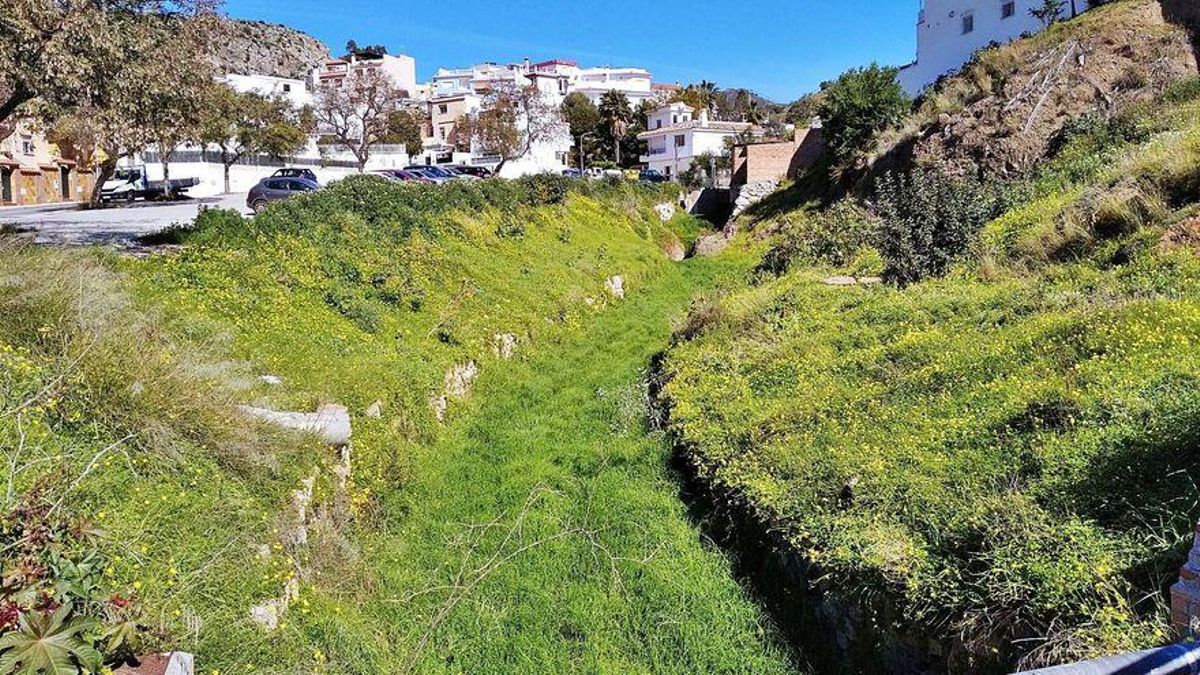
[[817, 63, 911, 164], [0, 604, 102, 675], [873, 165, 1004, 284]]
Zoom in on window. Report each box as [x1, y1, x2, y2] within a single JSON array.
[[288, 180, 313, 191], [438, 104, 449, 115], [674, 135, 686, 148], [20, 135, 34, 156], [266, 179, 288, 190], [655, 120, 662, 129], [672, 115, 678, 124], [1002, 1, 1015, 18], [282, 83, 292, 93], [962, 12, 975, 33]]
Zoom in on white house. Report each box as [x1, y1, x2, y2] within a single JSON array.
[[637, 102, 751, 181], [223, 73, 312, 109], [898, 0, 1093, 95], [572, 67, 656, 106]]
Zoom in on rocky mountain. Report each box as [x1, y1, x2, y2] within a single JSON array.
[[209, 18, 331, 81]]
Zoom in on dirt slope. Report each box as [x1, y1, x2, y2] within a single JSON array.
[[897, 0, 1198, 177]]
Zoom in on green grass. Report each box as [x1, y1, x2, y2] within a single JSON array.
[[58, 178, 798, 673], [660, 87, 1200, 671]]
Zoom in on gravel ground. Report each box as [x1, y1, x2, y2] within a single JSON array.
[[0, 194, 249, 247]]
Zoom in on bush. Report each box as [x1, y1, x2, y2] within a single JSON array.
[[515, 173, 572, 206], [873, 166, 1005, 284], [758, 201, 878, 275], [1048, 111, 1150, 158], [1164, 76, 1200, 104], [818, 64, 911, 164]]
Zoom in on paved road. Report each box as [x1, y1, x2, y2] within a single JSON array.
[[0, 194, 249, 246]]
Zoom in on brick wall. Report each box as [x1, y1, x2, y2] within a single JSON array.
[[731, 127, 825, 187]]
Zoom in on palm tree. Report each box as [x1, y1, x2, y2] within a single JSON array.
[[598, 90, 632, 165]]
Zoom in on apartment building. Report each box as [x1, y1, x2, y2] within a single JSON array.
[[314, 53, 418, 96], [898, 0, 1093, 95]]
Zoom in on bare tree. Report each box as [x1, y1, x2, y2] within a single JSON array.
[[312, 69, 402, 172], [456, 82, 563, 176]]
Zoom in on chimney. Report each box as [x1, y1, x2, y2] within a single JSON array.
[[698, 108, 709, 125], [523, 57, 531, 71]]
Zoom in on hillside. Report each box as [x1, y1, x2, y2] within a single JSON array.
[[660, 8, 1200, 672], [882, 0, 1198, 178], [208, 18, 330, 80]]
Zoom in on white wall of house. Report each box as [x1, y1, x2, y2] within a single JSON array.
[[639, 103, 750, 180], [223, 73, 312, 108], [898, 0, 1090, 95]]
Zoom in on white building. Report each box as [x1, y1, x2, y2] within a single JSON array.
[[313, 53, 418, 97], [638, 102, 751, 181], [898, 0, 1092, 95], [572, 67, 655, 106], [223, 73, 312, 109]]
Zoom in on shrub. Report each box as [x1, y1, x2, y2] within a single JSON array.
[[758, 201, 878, 275], [515, 173, 571, 206], [1164, 76, 1200, 104], [1048, 111, 1149, 158], [818, 64, 911, 164], [873, 166, 1005, 284]]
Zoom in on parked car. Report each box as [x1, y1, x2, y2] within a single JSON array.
[[271, 167, 319, 183], [448, 164, 493, 179], [403, 166, 456, 184], [371, 169, 432, 183], [420, 165, 478, 181], [247, 176, 319, 213], [100, 165, 200, 202], [562, 169, 583, 179], [639, 169, 669, 183]]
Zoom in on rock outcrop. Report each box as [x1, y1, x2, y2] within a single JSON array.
[[209, 18, 330, 80]]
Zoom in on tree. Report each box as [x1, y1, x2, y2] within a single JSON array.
[[31, 9, 219, 206], [598, 90, 633, 165], [561, 92, 601, 138], [456, 82, 562, 176], [679, 80, 719, 116], [0, 0, 213, 128], [199, 85, 308, 193], [381, 109, 425, 157], [312, 68, 403, 171], [1031, 0, 1065, 26], [817, 63, 910, 164]]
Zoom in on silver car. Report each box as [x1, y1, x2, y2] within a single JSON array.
[[247, 176, 319, 213]]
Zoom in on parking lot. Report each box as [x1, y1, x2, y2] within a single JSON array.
[[0, 193, 248, 247]]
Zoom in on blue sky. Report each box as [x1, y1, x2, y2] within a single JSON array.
[[222, 0, 921, 103]]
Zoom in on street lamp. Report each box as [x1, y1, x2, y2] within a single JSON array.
[[578, 131, 595, 177]]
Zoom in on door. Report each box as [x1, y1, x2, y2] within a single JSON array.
[[1, 169, 11, 204], [59, 166, 70, 200]]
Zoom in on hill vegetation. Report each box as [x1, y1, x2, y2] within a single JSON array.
[[660, 2, 1200, 669]]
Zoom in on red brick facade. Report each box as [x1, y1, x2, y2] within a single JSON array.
[[731, 127, 825, 187]]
